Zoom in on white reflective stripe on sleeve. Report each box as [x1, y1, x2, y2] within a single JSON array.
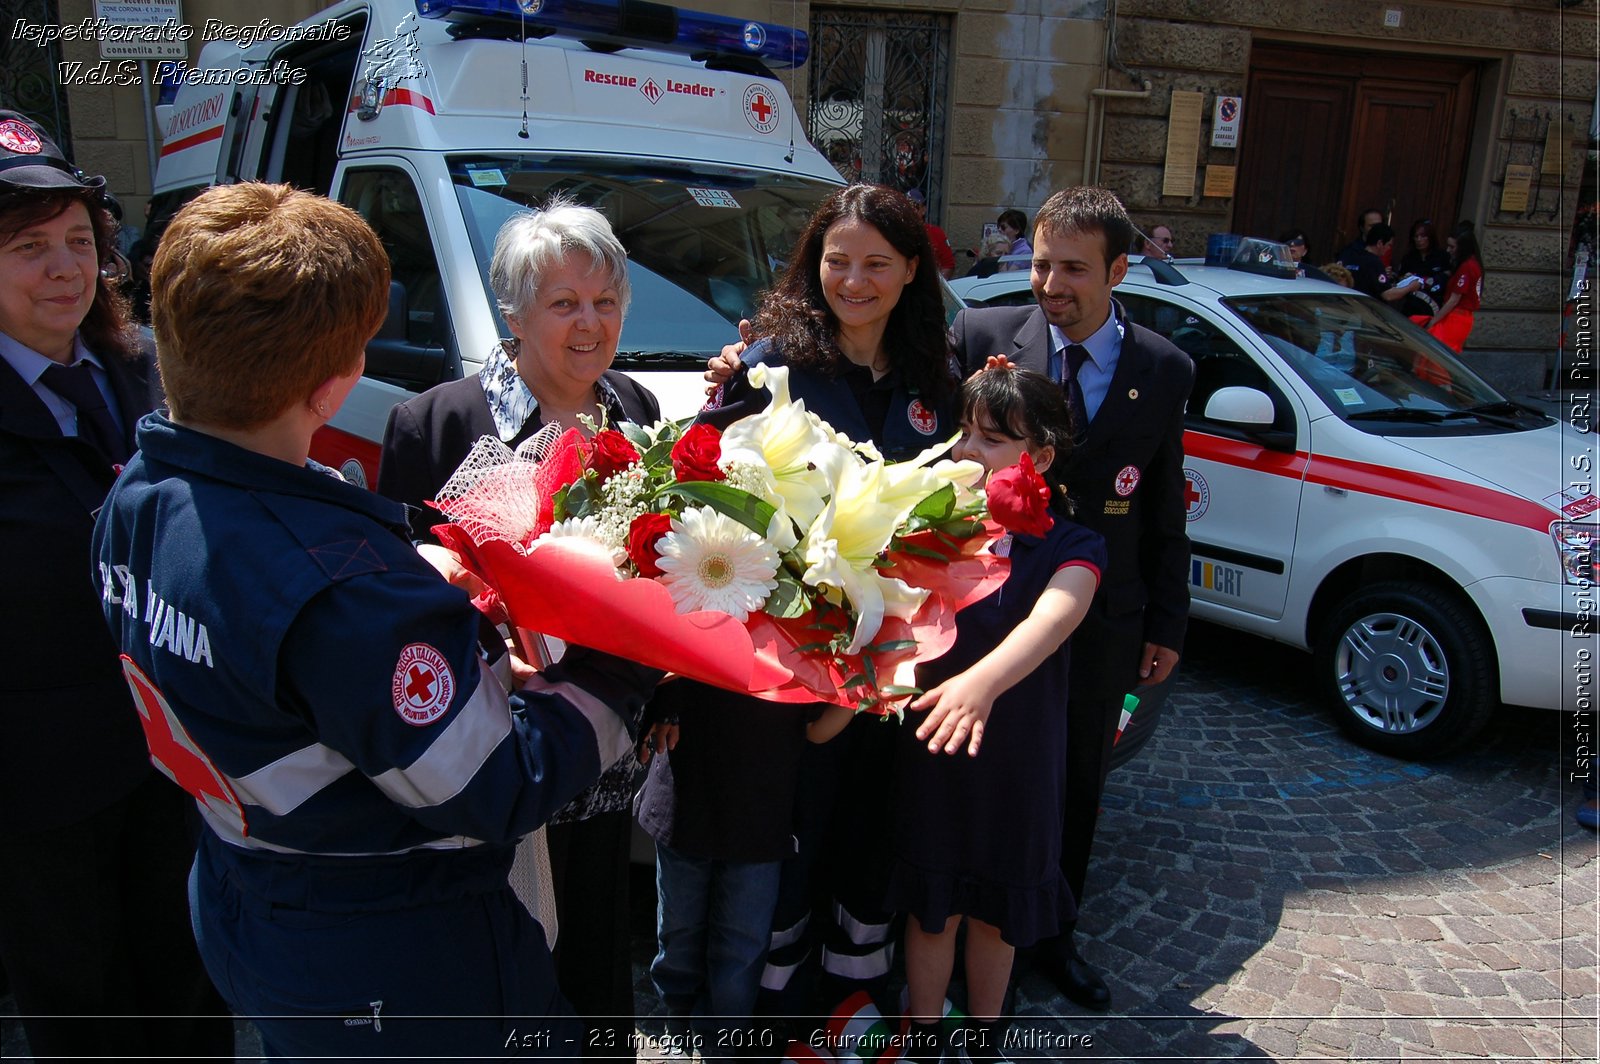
[[821, 942, 894, 980], [518, 674, 634, 772], [833, 900, 893, 945], [228, 742, 354, 816], [769, 911, 810, 950], [372, 662, 514, 809], [760, 953, 806, 992]]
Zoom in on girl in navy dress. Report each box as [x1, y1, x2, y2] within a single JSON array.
[[886, 359, 1106, 1062]]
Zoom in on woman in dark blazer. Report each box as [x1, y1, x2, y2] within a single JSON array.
[[0, 110, 230, 1060], [377, 197, 657, 1051]]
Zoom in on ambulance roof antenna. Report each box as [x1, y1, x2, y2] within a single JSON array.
[[517, 1, 530, 138], [784, 0, 797, 162]]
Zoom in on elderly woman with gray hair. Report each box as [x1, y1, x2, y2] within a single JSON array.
[[378, 196, 658, 1046]]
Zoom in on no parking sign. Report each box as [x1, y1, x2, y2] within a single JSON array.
[[1212, 95, 1242, 148]]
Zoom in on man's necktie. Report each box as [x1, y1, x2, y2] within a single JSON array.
[[1062, 342, 1091, 438], [40, 361, 129, 465]]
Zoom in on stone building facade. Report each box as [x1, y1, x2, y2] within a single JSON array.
[[19, 0, 1595, 382]]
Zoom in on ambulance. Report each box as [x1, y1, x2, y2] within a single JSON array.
[[953, 262, 1594, 759], [151, 0, 846, 484]]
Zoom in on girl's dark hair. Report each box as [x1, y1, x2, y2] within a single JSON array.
[[0, 188, 138, 362], [752, 183, 954, 406], [1449, 222, 1480, 267], [997, 208, 1028, 235], [961, 364, 1076, 515]]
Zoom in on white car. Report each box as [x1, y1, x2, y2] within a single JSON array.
[[952, 260, 1591, 758]]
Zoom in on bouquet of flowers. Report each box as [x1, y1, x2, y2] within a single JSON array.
[[431, 364, 1010, 714]]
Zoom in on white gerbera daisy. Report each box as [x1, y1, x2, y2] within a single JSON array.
[[538, 516, 625, 569], [655, 506, 780, 621]]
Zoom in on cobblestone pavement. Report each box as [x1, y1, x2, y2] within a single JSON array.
[[996, 623, 1599, 1062], [6, 623, 1596, 1062], [627, 623, 1599, 1063]]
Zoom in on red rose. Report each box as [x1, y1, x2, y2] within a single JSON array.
[[671, 422, 726, 483], [589, 429, 640, 484], [627, 511, 675, 578], [985, 452, 1054, 537]]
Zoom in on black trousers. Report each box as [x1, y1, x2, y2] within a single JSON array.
[[0, 773, 233, 1061], [1059, 609, 1145, 932], [548, 808, 635, 1056]]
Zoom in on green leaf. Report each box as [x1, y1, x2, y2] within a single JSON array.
[[620, 422, 652, 451], [910, 483, 956, 524], [640, 435, 676, 469], [861, 654, 878, 687], [562, 474, 594, 518], [655, 481, 777, 537], [764, 575, 811, 619], [888, 541, 948, 561], [878, 684, 922, 697], [867, 639, 917, 653]]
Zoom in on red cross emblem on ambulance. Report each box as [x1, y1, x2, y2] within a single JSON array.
[[392, 643, 455, 726], [744, 85, 779, 133], [1114, 465, 1141, 497]]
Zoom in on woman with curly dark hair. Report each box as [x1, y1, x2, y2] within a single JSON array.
[[652, 186, 962, 1040], [704, 182, 957, 457]]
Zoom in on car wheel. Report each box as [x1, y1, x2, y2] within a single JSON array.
[[1316, 581, 1496, 758]]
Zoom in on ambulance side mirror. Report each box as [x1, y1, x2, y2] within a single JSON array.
[[1204, 386, 1295, 452]]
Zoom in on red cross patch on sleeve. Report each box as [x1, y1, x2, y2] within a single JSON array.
[[392, 643, 455, 726]]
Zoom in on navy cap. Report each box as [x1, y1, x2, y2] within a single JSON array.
[[0, 110, 105, 192]]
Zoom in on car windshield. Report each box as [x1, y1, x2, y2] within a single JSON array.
[[1225, 293, 1511, 421], [451, 156, 839, 364]]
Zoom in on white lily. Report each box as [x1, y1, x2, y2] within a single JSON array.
[[719, 364, 857, 539], [801, 458, 932, 654]]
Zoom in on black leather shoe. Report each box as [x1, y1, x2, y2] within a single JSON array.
[[1034, 938, 1112, 1011]]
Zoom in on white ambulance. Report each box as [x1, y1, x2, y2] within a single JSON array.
[[151, 0, 845, 483], [953, 263, 1594, 759]]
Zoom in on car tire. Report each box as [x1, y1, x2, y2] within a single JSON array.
[[1316, 581, 1496, 759]]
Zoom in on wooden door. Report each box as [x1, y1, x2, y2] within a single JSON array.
[[1234, 44, 1480, 263], [1233, 71, 1354, 261]]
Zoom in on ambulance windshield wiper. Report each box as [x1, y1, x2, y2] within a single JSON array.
[[614, 350, 709, 364]]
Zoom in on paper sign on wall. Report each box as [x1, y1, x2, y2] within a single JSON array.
[[1499, 163, 1534, 213], [1543, 118, 1569, 177], [1211, 95, 1243, 148], [1162, 91, 1205, 199], [1203, 165, 1237, 198]]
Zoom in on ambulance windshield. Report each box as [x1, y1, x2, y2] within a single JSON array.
[[1225, 294, 1541, 431], [452, 157, 839, 363]]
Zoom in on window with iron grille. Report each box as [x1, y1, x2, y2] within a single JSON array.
[[807, 7, 951, 221], [2, 0, 72, 150]]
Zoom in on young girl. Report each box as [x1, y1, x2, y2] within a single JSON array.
[[885, 359, 1106, 1062]]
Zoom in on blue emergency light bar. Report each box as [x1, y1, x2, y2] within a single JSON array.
[[415, 0, 810, 68]]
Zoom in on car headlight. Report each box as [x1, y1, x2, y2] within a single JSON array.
[[1552, 521, 1599, 585]]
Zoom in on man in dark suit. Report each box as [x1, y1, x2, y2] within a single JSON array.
[[0, 110, 231, 1057], [950, 186, 1193, 1011]]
